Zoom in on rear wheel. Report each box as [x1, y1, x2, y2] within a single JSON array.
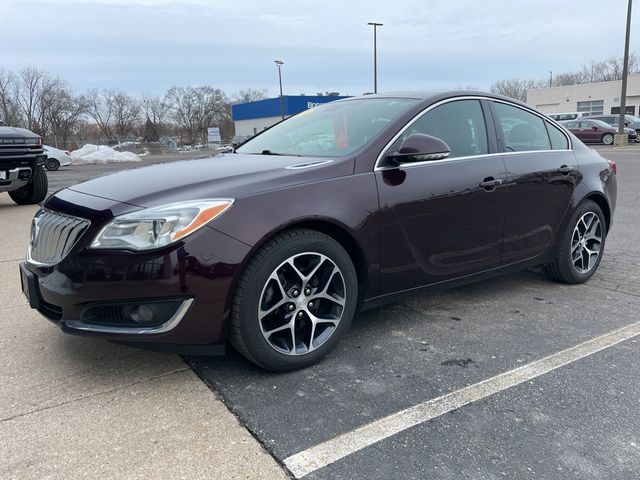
[[230, 229, 357, 371], [8, 165, 48, 205], [544, 200, 606, 284], [602, 133, 614, 145], [45, 158, 60, 171]]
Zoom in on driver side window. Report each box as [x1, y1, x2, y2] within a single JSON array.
[[391, 99, 489, 159]]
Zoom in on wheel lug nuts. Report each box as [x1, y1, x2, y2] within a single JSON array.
[[297, 311, 304, 318], [287, 304, 295, 311], [292, 289, 299, 297], [308, 301, 314, 309], [304, 288, 311, 295]]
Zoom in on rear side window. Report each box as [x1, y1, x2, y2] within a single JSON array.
[[493, 102, 551, 152], [546, 121, 569, 149], [391, 99, 488, 158]]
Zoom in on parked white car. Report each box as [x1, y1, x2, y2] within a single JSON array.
[[43, 145, 72, 171]]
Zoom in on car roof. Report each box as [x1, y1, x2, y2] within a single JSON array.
[[337, 90, 533, 108]]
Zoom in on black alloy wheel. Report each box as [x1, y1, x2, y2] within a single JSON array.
[[545, 200, 606, 284], [230, 228, 358, 371]]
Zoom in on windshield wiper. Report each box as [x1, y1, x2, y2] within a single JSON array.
[[260, 150, 304, 157]]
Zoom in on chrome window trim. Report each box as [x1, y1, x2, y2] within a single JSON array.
[[375, 149, 573, 171], [490, 98, 573, 150], [62, 298, 194, 335], [373, 95, 573, 172]]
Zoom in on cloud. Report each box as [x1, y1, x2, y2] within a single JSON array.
[[0, 0, 635, 96]]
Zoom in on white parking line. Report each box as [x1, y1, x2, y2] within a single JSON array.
[[284, 321, 640, 478]]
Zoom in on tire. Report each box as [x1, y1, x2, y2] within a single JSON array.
[[8, 165, 48, 205], [230, 228, 358, 371], [544, 200, 606, 284], [45, 158, 60, 171], [602, 133, 614, 145]]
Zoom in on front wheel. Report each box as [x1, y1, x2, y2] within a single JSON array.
[[602, 133, 614, 145], [8, 165, 48, 205], [45, 158, 60, 171], [230, 229, 358, 371], [544, 200, 606, 284]]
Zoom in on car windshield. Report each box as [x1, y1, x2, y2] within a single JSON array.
[[625, 115, 640, 123], [236, 98, 418, 157]]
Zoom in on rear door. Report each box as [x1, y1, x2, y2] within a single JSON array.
[[376, 98, 507, 293], [489, 100, 578, 263]]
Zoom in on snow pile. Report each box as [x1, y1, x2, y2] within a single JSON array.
[[70, 144, 142, 164]]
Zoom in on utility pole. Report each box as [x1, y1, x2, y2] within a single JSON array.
[[274, 60, 285, 120], [617, 0, 633, 145], [548, 71, 553, 87], [367, 22, 383, 93]]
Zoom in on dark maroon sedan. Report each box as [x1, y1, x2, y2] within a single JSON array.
[[561, 118, 637, 144], [21, 92, 617, 371]]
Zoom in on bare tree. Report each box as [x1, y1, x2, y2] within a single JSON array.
[[232, 88, 268, 103], [83, 89, 140, 144], [15, 67, 50, 130], [165, 86, 230, 144], [83, 88, 114, 141], [111, 91, 141, 144], [0, 69, 20, 126], [46, 86, 86, 148], [140, 93, 169, 140], [490, 78, 536, 102]]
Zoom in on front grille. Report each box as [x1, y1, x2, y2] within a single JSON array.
[[28, 209, 90, 266]]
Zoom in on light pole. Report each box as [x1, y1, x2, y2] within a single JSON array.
[[617, 0, 633, 143], [548, 71, 553, 87], [274, 60, 284, 120], [367, 22, 383, 93]]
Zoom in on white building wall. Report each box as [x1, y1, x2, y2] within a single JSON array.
[[527, 74, 640, 115], [234, 116, 288, 137]]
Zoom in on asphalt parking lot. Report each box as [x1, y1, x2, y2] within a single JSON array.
[[6, 145, 640, 479]]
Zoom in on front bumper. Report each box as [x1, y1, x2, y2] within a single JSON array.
[[0, 150, 46, 192], [21, 193, 251, 350]]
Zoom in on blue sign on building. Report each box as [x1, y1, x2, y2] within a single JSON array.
[[232, 95, 350, 121]]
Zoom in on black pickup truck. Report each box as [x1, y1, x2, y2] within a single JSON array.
[[0, 126, 48, 205]]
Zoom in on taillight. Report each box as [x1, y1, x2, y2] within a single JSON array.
[[607, 159, 617, 175]]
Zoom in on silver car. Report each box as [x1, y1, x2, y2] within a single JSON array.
[[43, 145, 72, 171]]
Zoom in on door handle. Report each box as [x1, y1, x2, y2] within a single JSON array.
[[479, 178, 503, 190], [557, 165, 574, 174]]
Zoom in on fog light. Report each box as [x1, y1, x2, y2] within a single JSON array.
[[18, 169, 31, 181], [82, 299, 184, 327], [125, 304, 155, 324]]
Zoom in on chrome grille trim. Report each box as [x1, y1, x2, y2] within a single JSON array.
[[27, 209, 90, 266]]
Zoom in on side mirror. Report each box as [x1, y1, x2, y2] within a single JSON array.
[[592, 126, 598, 131], [387, 134, 451, 165], [624, 121, 630, 126]]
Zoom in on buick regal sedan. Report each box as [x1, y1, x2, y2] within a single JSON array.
[[561, 119, 636, 144], [20, 91, 617, 371]]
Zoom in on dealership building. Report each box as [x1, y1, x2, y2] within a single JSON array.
[[527, 74, 640, 116], [231, 94, 350, 137]]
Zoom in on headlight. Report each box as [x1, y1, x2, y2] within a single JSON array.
[[90, 199, 233, 251]]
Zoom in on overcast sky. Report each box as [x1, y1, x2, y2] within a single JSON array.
[[1, 0, 637, 97]]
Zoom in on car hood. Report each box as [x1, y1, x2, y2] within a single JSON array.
[[67, 153, 354, 207], [0, 126, 39, 140]]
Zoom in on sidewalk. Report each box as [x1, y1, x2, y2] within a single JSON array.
[[0, 196, 288, 479]]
